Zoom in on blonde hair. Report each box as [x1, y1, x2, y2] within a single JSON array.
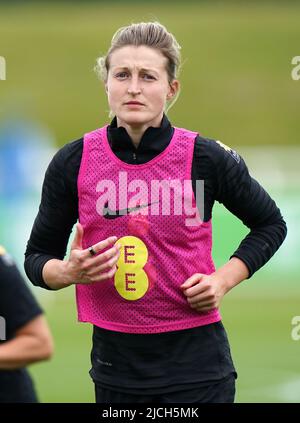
[[95, 22, 182, 116]]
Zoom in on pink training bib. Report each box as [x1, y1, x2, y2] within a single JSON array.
[[76, 124, 221, 333]]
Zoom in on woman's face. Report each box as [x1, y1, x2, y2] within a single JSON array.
[[105, 45, 179, 128]]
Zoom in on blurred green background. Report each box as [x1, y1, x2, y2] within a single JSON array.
[[0, 0, 299, 403]]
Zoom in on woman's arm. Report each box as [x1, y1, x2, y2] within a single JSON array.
[[0, 315, 53, 370], [0, 252, 54, 369], [213, 143, 287, 276], [192, 136, 287, 277], [182, 138, 287, 311], [25, 139, 121, 290], [24, 140, 82, 289]]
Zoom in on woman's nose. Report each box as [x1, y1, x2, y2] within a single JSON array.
[[127, 76, 141, 95]]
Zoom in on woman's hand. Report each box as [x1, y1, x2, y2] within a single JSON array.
[[180, 273, 227, 312], [180, 258, 249, 312], [65, 223, 122, 285], [42, 223, 121, 289]]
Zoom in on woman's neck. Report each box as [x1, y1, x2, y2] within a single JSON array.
[[116, 114, 163, 149]]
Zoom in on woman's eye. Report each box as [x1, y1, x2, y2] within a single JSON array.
[[142, 74, 155, 80], [115, 72, 155, 80], [116, 72, 128, 78]]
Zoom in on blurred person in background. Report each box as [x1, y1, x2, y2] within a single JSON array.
[[24, 22, 287, 403], [0, 245, 53, 403]]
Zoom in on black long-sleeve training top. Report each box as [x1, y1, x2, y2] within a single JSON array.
[[0, 247, 42, 403], [24, 114, 287, 393]]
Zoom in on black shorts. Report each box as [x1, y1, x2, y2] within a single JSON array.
[[94, 374, 236, 403]]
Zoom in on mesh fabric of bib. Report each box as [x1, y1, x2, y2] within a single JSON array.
[[76, 125, 221, 333]]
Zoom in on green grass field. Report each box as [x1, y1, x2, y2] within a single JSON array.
[[24, 197, 299, 403], [1, 1, 300, 148], [28, 293, 300, 403], [26, 248, 300, 405], [1, 1, 300, 403]]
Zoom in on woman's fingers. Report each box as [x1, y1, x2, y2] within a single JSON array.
[[87, 252, 120, 278], [85, 236, 118, 258], [190, 300, 213, 309], [71, 238, 122, 284], [71, 223, 84, 250], [79, 243, 121, 273], [81, 265, 118, 284], [95, 265, 117, 282], [86, 243, 122, 266]]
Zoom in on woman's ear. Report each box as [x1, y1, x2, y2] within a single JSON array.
[[167, 79, 180, 99]]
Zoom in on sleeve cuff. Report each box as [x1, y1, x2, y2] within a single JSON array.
[[229, 253, 253, 279]]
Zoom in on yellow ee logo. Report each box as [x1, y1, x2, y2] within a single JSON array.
[[114, 236, 149, 300]]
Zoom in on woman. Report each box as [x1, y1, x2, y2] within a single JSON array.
[[0, 245, 53, 402], [25, 22, 287, 403]]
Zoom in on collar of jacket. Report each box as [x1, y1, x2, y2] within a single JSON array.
[[107, 113, 174, 155]]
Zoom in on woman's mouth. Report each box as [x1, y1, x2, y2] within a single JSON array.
[[125, 101, 144, 106]]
